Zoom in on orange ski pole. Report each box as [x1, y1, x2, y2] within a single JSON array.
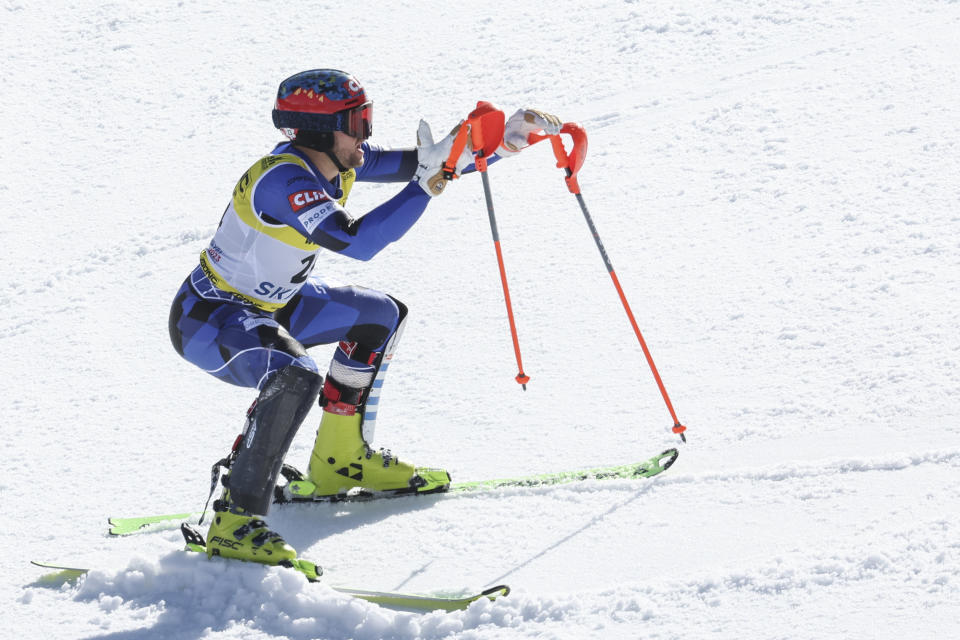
[[530, 124, 688, 442], [445, 102, 530, 389]]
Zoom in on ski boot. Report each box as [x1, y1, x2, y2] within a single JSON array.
[[298, 378, 450, 498], [206, 497, 297, 564]]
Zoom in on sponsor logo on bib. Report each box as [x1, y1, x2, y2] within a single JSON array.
[[289, 189, 330, 212]]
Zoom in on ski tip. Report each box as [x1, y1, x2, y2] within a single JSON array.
[[659, 448, 680, 472], [481, 584, 511, 598], [634, 448, 679, 478]]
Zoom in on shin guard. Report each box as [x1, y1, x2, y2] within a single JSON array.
[[227, 365, 322, 515]]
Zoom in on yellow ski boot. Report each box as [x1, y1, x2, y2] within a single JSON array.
[[304, 408, 449, 498], [206, 500, 297, 565]]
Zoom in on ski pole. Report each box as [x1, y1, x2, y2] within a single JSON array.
[[444, 102, 530, 389], [530, 124, 688, 442]]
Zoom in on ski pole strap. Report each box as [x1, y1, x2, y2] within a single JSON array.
[[441, 124, 472, 180]]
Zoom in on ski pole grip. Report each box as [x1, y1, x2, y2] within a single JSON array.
[[442, 101, 505, 177], [528, 122, 588, 194], [469, 101, 505, 172]]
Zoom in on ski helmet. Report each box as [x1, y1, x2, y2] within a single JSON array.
[[271, 69, 373, 151]]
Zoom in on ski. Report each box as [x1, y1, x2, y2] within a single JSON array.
[[31, 545, 510, 613], [108, 448, 679, 536]]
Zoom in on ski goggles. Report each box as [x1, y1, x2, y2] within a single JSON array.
[[340, 102, 373, 140], [272, 101, 373, 140]]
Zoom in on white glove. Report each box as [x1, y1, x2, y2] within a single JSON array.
[[497, 108, 562, 157], [413, 120, 474, 196]]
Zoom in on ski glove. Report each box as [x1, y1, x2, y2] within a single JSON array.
[[497, 108, 562, 157], [413, 120, 474, 196]]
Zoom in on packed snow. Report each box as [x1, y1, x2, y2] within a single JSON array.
[[4, 1, 960, 638]]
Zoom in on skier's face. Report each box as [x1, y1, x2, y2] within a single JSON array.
[[332, 131, 365, 169]]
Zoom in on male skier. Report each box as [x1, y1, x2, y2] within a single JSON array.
[[169, 69, 560, 565]]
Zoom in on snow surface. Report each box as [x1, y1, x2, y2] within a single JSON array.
[[4, 0, 960, 638]]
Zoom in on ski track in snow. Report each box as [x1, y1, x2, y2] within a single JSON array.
[[5, 0, 960, 638]]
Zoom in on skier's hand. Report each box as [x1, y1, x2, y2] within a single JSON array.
[[413, 120, 473, 196], [497, 108, 562, 157]]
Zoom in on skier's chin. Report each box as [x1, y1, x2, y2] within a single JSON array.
[[338, 148, 364, 169]]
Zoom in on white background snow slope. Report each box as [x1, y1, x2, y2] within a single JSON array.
[[4, 1, 960, 638]]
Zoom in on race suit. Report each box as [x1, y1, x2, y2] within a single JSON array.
[[168, 140, 425, 398]]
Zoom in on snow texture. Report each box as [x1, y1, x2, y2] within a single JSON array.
[[4, 0, 960, 638]]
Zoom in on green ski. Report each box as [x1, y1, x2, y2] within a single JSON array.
[[108, 448, 678, 535], [31, 547, 509, 613]]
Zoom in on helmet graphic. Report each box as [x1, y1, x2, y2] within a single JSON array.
[[272, 69, 373, 148]]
